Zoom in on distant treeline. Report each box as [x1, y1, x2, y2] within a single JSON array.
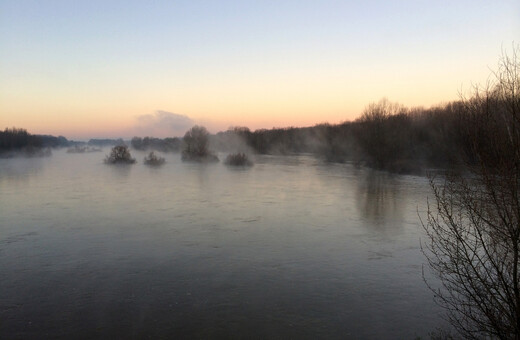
[[87, 138, 125, 147], [209, 98, 482, 173], [0, 128, 42, 150], [4, 94, 506, 173], [0, 128, 72, 156], [130, 136, 181, 152], [122, 98, 480, 173]]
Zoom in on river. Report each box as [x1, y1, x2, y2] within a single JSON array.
[[0, 149, 446, 339]]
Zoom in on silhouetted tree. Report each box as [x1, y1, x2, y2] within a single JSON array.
[[131, 137, 144, 150], [181, 125, 218, 162], [144, 151, 165, 166], [104, 145, 136, 164], [0, 128, 55, 157], [423, 46, 520, 339], [224, 153, 253, 166], [0, 128, 42, 151], [355, 98, 408, 170], [37, 135, 69, 147]]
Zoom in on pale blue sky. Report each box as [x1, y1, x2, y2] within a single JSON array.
[[1, 1, 518, 138]]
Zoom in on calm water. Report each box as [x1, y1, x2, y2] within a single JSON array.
[[0, 149, 445, 339]]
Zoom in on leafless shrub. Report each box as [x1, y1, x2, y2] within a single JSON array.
[[104, 145, 136, 164], [423, 45, 520, 339], [181, 125, 219, 162], [144, 151, 165, 166], [224, 152, 253, 166]]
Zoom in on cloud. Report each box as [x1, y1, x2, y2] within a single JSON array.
[[134, 110, 195, 137]]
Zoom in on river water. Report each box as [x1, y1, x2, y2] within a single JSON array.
[[0, 149, 445, 339]]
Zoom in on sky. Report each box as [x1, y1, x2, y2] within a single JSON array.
[[0, 1, 518, 139]]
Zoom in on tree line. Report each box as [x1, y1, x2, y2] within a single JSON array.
[[1, 94, 512, 175], [209, 99, 471, 173], [422, 47, 520, 339], [0, 128, 71, 156]]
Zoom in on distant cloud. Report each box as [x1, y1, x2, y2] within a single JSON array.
[[134, 110, 195, 137]]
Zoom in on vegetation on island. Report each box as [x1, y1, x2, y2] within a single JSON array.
[[144, 151, 165, 166], [181, 125, 219, 162], [224, 152, 253, 166], [104, 145, 136, 164]]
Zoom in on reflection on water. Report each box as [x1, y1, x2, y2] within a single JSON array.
[[0, 150, 445, 339], [356, 171, 404, 228], [107, 162, 134, 178]]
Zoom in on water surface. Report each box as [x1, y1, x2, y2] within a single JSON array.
[[0, 149, 444, 339]]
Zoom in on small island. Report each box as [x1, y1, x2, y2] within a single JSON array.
[[181, 126, 219, 162], [104, 145, 136, 164], [224, 153, 253, 166], [144, 151, 165, 166]]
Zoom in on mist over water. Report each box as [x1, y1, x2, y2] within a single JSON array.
[[0, 149, 445, 339]]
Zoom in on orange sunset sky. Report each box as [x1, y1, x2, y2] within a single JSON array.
[[1, 1, 518, 140]]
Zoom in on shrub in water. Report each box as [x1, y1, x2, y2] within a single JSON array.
[[224, 153, 253, 166], [104, 145, 136, 164], [181, 125, 219, 162], [144, 151, 165, 166]]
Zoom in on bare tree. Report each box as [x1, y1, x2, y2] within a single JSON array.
[[181, 125, 219, 162], [358, 97, 405, 123], [104, 145, 136, 164], [355, 98, 408, 169], [144, 151, 165, 166], [423, 46, 520, 339]]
